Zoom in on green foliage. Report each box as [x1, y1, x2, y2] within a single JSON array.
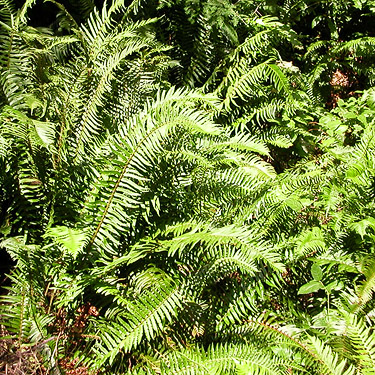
[[2, 1, 375, 374]]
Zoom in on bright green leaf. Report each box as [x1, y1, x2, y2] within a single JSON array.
[[311, 264, 323, 281], [298, 281, 322, 295]]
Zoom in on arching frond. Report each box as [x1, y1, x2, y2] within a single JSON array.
[[93, 280, 182, 366], [308, 336, 356, 375], [343, 313, 375, 373], [357, 257, 375, 306]]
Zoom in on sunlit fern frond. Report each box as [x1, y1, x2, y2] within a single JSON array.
[[79, 87, 222, 257], [356, 257, 375, 307], [307, 335, 356, 375], [158, 343, 288, 375], [89, 279, 182, 368], [341, 312, 375, 373]]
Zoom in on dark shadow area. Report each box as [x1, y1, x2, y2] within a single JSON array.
[[13, 0, 106, 27], [0, 248, 14, 293]]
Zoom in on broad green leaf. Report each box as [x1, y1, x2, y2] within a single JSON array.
[[321, 138, 336, 148], [342, 111, 357, 119], [311, 264, 323, 281], [358, 114, 367, 125], [346, 164, 364, 179], [320, 116, 341, 129], [325, 280, 343, 293], [285, 197, 303, 212], [298, 281, 322, 295]]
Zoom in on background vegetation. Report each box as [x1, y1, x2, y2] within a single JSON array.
[[1, 0, 375, 374]]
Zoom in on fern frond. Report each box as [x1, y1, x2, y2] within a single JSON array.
[[335, 37, 375, 57], [295, 227, 326, 260], [357, 257, 375, 306], [16, 0, 37, 27], [159, 343, 286, 375], [221, 61, 291, 110], [94, 281, 182, 365], [165, 223, 285, 273], [73, 40, 150, 160], [209, 132, 270, 156], [81, 0, 126, 55], [216, 288, 257, 332], [307, 335, 356, 375], [343, 313, 375, 373]]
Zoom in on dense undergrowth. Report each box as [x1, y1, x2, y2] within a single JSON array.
[[1, 0, 375, 374]]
